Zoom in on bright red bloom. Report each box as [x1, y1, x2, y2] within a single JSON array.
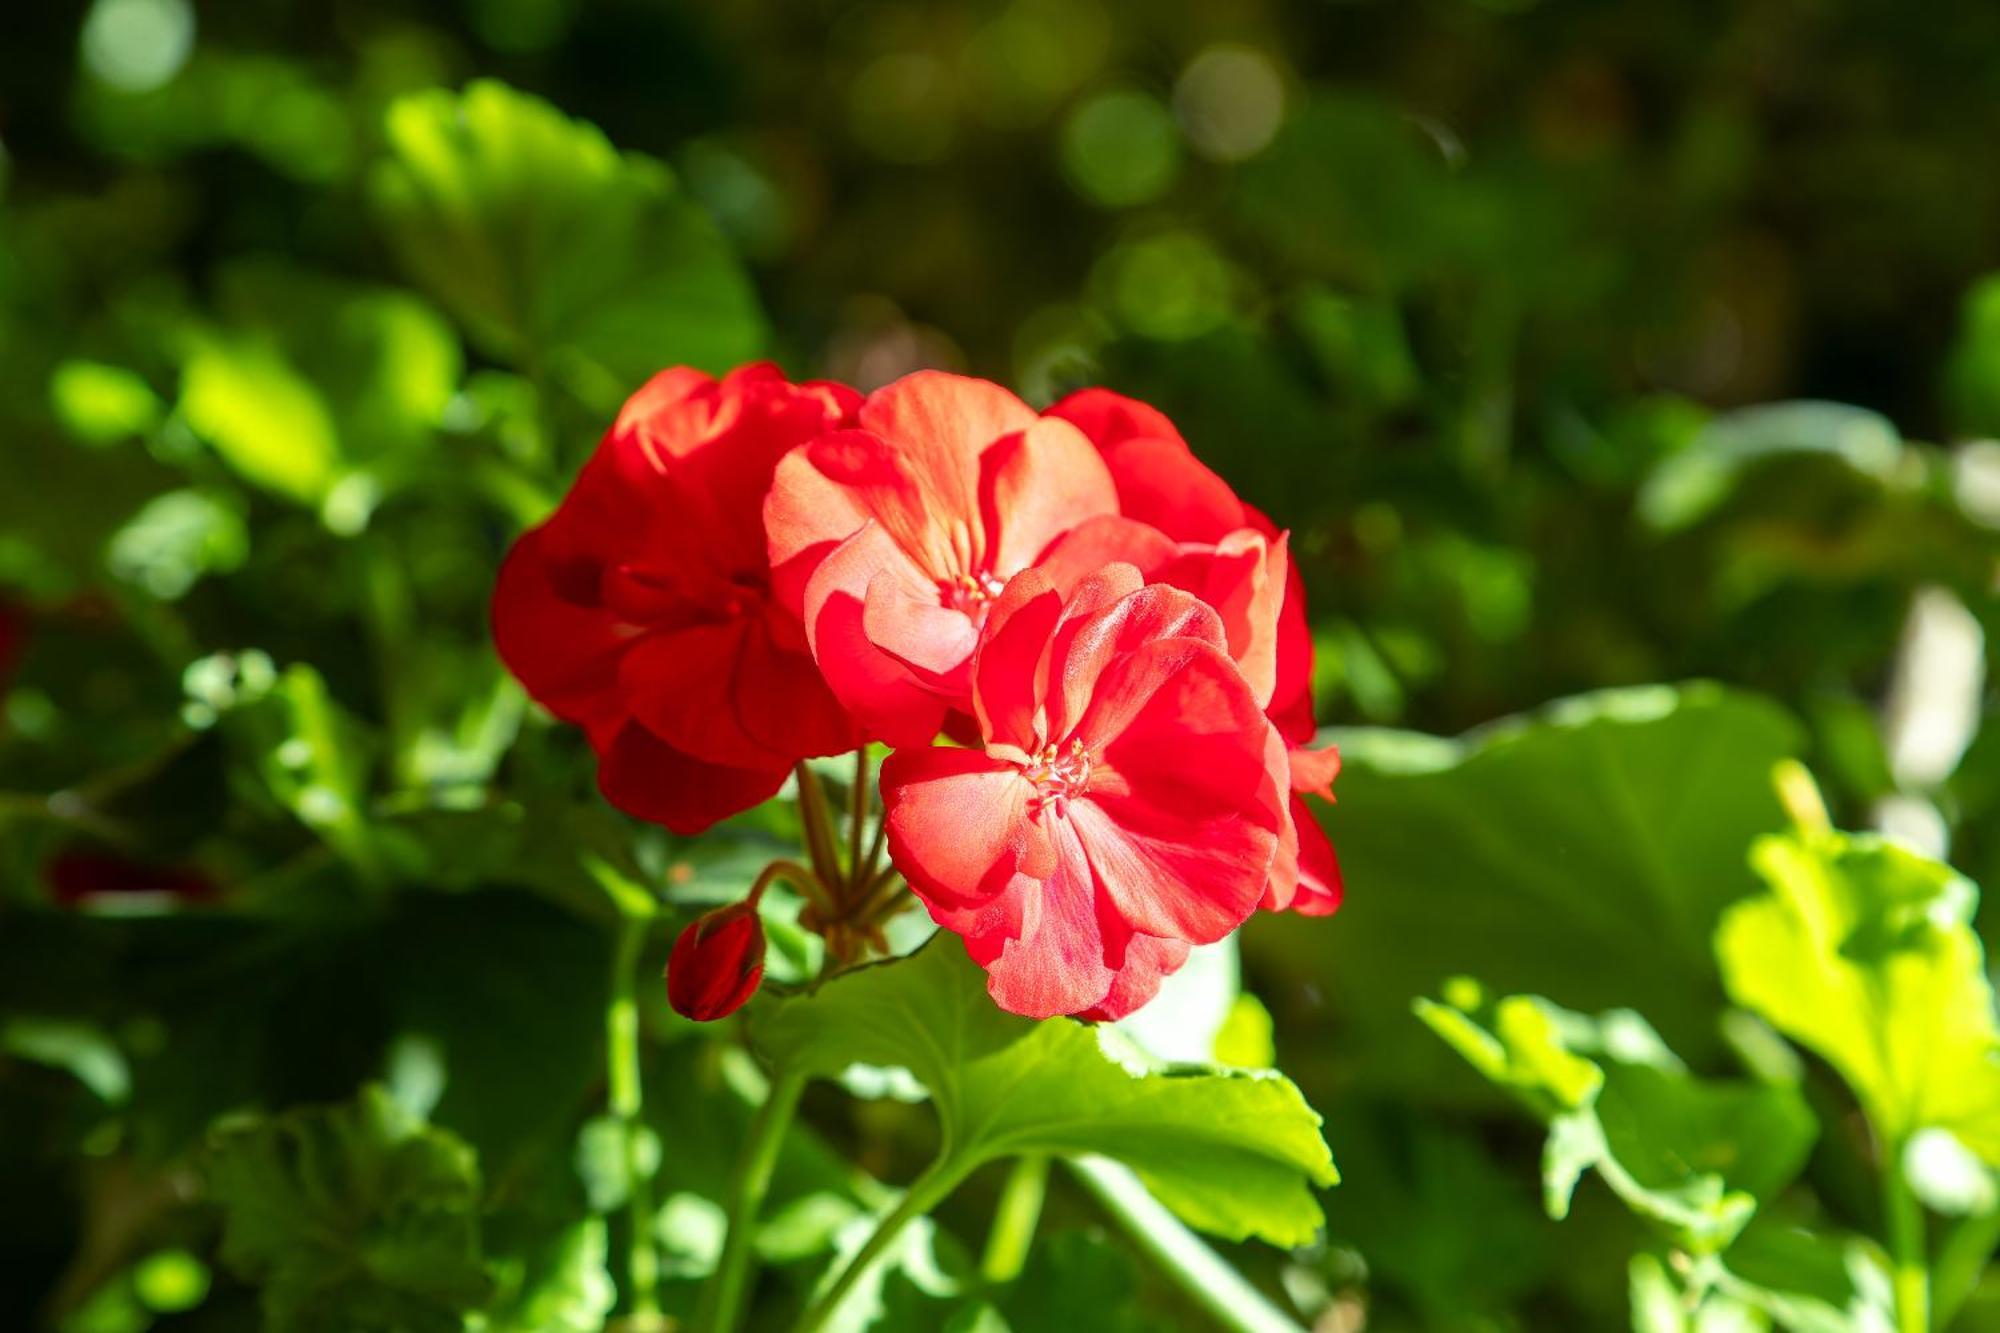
[[667, 900, 767, 1021], [1047, 389, 1342, 916], [880, 566, 1288, 1019], [765, 371, 1120, 748], [492, 364, 862, 834]]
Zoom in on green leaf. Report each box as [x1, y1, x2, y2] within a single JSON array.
[[205, 1085, 492, 1333], [1281, 684, 1803, 1089], [484, 1219, 615, 1333], [105, 488, 248, 599], [1706, 1220, 1896, 1333], [1419, 988, 1815, 1252], [1638, 401, 1903, 531], [1717, 829, 2000, 1161], [178, 331, 342, 504], [49, 359, 163, 445], [753, 940, 1337, 1246], [370, 80, 765, 393]]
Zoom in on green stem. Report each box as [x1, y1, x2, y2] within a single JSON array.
[[979, 1154, 1049, 1285], [1068, 1157, 1309, 1333], [795, 762, 843, 891], [1884, 1139, 1930, 1333], [698, 1068, 809, 1333], [846, 749, 870, 893], [1932, 1206, 2000, 1327], [608, 911, 660, 1320], [792, 1161, 972, 1333]]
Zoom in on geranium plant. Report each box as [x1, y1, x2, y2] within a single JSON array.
[[490, 362, 1344, 1328]]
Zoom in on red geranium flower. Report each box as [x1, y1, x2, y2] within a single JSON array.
[[1047, 388, 1343, 916], [880, 565, 1289, 1019], [764, 371, 1120, 748], [492, 364, 863, 834]]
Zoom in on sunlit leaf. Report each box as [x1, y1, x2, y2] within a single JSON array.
[[1419, 987, 1815, 1252], [1717, 829, 2000, 1161], [178, 332, 341, 503], [753, 940, 1337, 1247]]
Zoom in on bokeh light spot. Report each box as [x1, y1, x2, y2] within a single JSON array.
[[80, 0, 195, 93], [1060, 89, 1180, 208], [1174, 46, 1286, 163]]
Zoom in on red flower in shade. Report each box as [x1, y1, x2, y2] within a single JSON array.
[[45, 850, 218, 909], [667, 900, 767, 1021], [764, 371, 1120, 748], [492, 365, 863, 834], [1046, 389, 1343, 916], [880, 566, 1289, 1019]]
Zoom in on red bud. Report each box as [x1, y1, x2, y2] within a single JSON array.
[[666, 900, 766, 1021]]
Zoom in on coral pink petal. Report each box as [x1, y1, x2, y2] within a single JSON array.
[[1289, 741, 1341, 798], [859, 370, 1039, 537], [980, 416, 1120, 576], [982, 816, 1119, 1018], [1035, 515, 1179, 595], [1078, 934, 1192, 1022], [802, 525, 951, 746], [882, 746, 1047, 910], [861, 569, 979, 689]]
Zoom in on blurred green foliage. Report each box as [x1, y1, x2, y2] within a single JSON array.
[[4, 0, 2000, 1330]]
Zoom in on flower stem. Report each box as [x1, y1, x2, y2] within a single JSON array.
[[1068, 1157, 1309, 1333], [1884, 1139, 1930, 1333], [979, 1154, 1049, 1285], [697, 1068, 809, 1333], [846, 748, 871, 891], [795, 761, 843, 890], [791, 1160, 971, 1333], [608, 909, 660, 1320]]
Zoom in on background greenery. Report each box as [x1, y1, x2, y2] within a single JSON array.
[[4, 0, 2000, 1329]]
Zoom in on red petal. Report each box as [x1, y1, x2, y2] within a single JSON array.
[[619, 619, 788, 770], [861, 566, 980, 689], [1153, 529, 1284, 708], [1050, 584, 1226, 744], [971, 569, 1064, 754], [490, 526, 628, 735], [1072, 641, 1284, 944], [596, 723, 791, 835], [1288, 801, 1344, 916]]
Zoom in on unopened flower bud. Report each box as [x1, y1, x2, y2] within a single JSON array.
[[666, 900, 766, 1021]]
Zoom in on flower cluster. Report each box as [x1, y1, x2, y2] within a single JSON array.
[[494, 366, 1340, 1021]]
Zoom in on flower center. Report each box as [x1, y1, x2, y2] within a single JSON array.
[[940, 570, 1006, 613], [1023, 738, 1094, 819]]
